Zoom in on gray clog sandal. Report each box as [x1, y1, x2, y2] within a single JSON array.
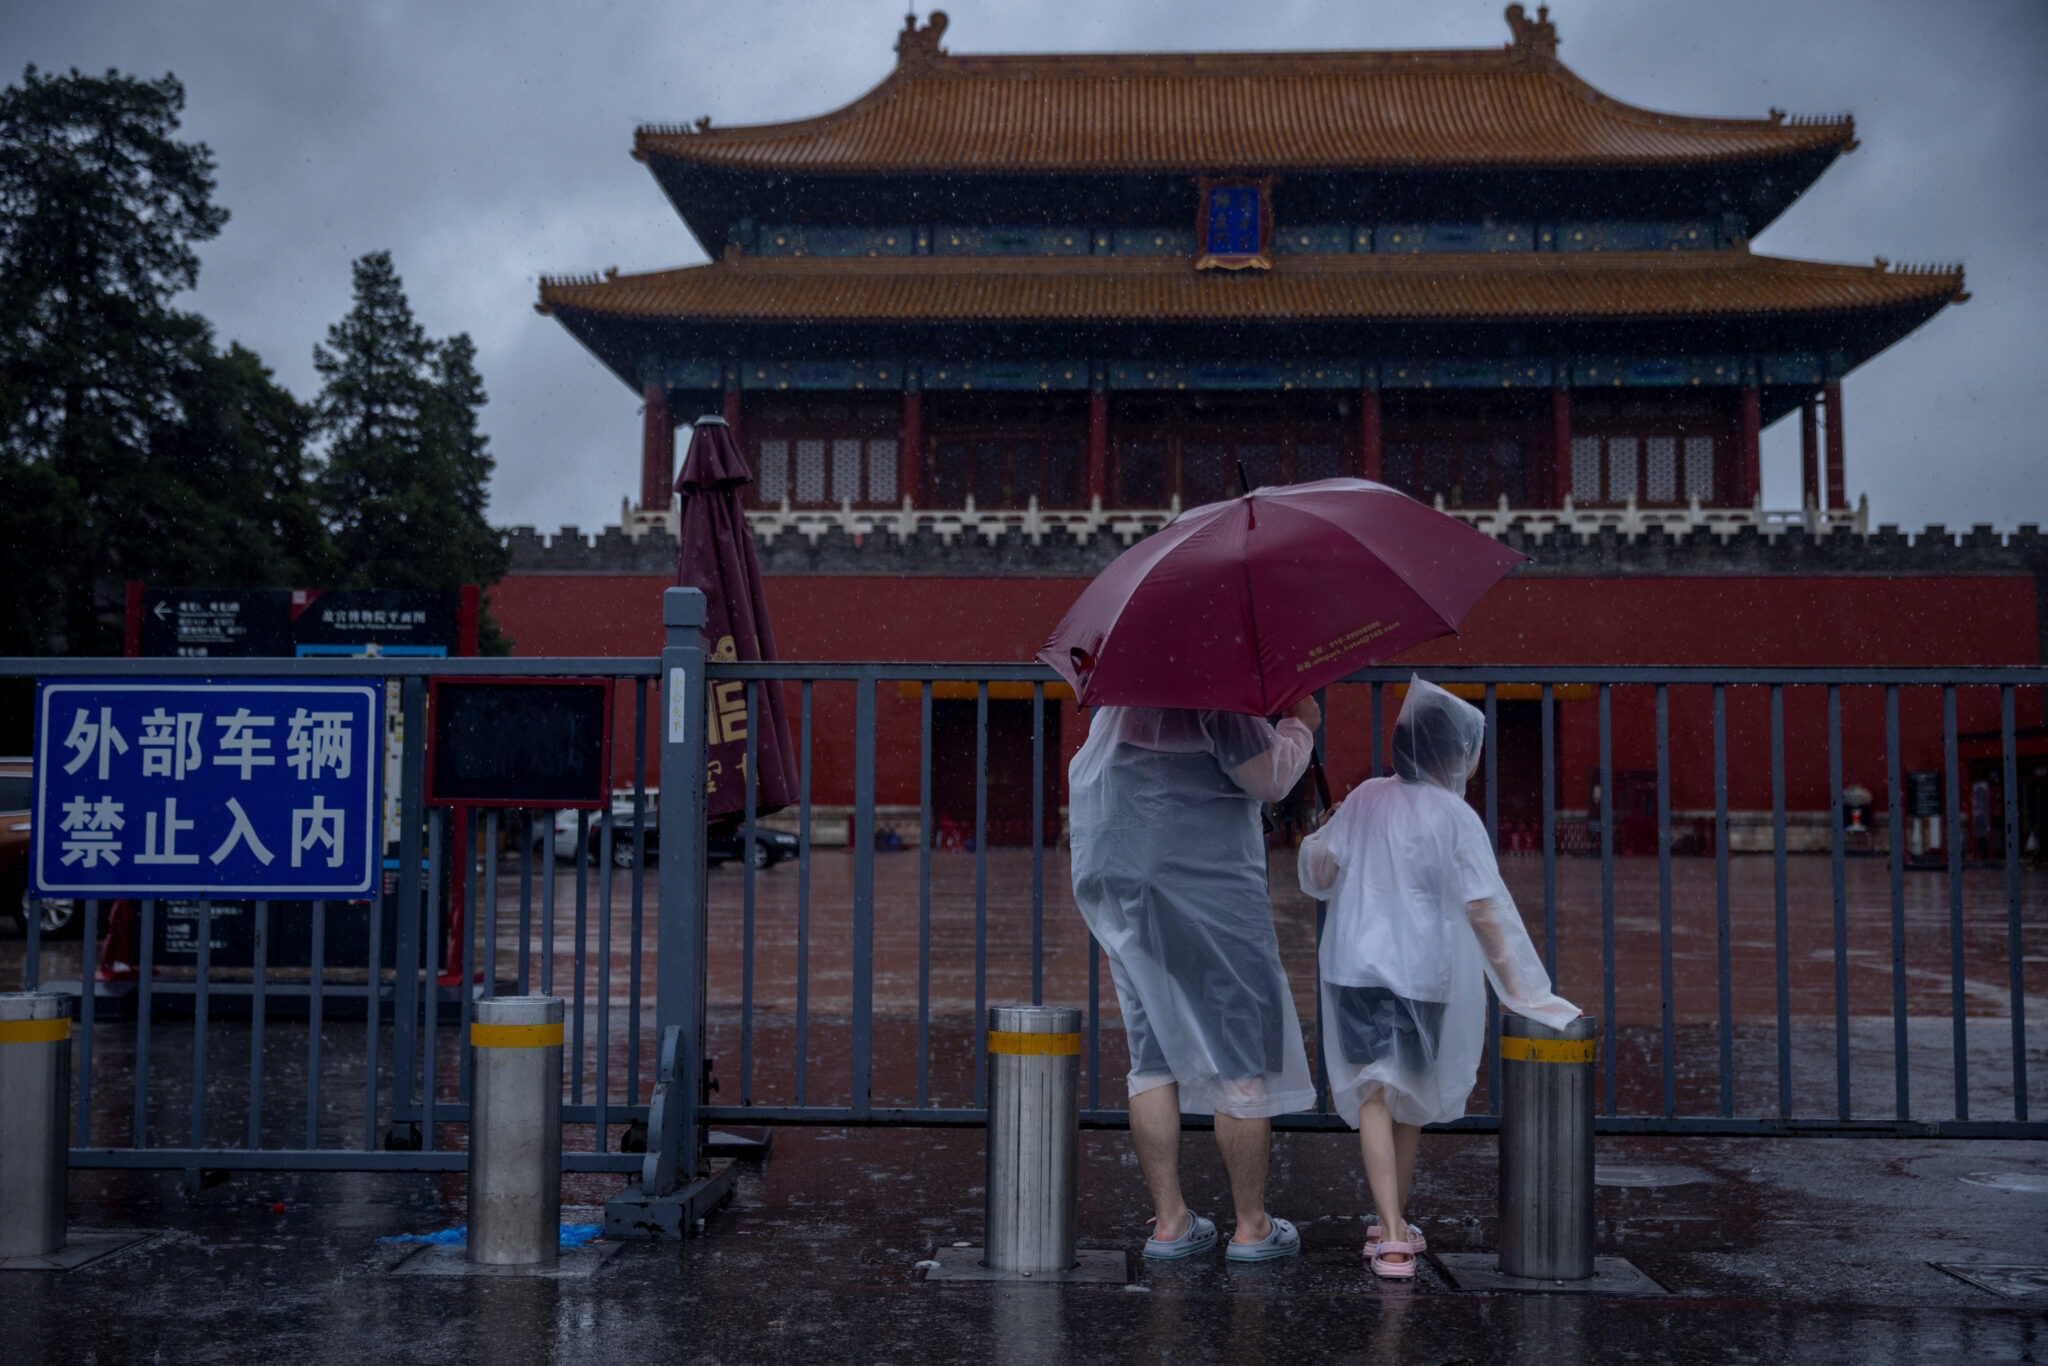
[[1224, 1214, 1301, 1262], [1142, 1211, 1218, 1259]]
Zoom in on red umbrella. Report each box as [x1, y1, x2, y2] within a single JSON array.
[[676, 417, 797, 821], [1038, 478, 1525, 717]]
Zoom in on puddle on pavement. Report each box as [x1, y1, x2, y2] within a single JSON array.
[[1594, 1165, 1710, 1188], [1957, 1171, 2048, 1194]]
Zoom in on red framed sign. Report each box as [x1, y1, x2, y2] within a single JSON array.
[[424, 676, 615, 808], [1194, 177, 1275, 271]]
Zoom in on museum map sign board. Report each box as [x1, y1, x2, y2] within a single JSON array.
[[130, 585, 466, 658], [31, 679, 383, 898]]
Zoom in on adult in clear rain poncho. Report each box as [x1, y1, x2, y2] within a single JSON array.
[[1068, 699, 1320, 1261], [1297, 677, 1579, 1279]]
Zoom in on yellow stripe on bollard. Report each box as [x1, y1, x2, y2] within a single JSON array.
[[1498, 1035, 1595, 1064], [0, 1019, 71, 1044], [988, 1030, 1082, 1057], [470, 1022, 564, 1049]]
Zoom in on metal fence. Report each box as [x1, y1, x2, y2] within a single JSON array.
[[5, 605, 2044, 1191]]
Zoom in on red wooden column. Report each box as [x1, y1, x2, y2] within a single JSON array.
[[639, 383, 674, 511], [1550, 384, 1572, 505], [1087, 385, 1109, 505], [1799, 396, 1821, 508], [1357, 385, 1382, 481], [1738, 379, 1762, 506], [1822, 380, 1846, 511], [900, 382, 923, 506]]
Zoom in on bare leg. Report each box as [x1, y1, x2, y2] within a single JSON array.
[[1128, 1083, 1188, 1240], [1394, 1120, 1421, 1209], [1213, 1111, 1273, 1243], [1357, 1091, 1409, 1263]]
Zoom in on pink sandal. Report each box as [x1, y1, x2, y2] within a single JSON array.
[[1370, 1238, 1420, 1280], [1365, 1221, 1425, 1253]]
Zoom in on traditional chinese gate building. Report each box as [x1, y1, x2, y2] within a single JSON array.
[[508, 8, 2044, 845]]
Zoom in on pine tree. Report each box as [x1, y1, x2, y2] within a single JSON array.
[[314, 251, 509, 649]]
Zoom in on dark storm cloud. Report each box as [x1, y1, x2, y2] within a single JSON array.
[[6, 0, 2044, 535]]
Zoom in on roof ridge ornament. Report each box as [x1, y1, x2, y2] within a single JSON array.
[[1504, 4, 1558, 57], [896, 9, 949, 74]]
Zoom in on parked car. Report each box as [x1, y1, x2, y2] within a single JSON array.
[[524, 794, 799, 870], [1, 756, 85, 939]]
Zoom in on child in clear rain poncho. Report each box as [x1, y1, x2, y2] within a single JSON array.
[[1297, 677, 1579, 1279]]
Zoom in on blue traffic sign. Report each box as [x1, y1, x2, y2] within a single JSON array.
[[32, 679, 383, 898]]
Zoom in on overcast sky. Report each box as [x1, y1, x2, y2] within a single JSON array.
[[7, 0, 2045, 535]]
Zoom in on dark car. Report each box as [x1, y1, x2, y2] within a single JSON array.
[[1, 756, 85, 939], [584, 813, 799, 870]]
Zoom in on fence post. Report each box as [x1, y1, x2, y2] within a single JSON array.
[[468, 996, 563, 1266], [1498, 1013, 1597, 1281], [605, 586, 737, 1237], [0, 993, 72, 1260], [983, 1005, 1081, 1274]]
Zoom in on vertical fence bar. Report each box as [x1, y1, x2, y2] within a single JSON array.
[[1370, 682, 1384, 778], [306, 900, 326, 1149], [1598, 684, 1616, 1116], [2002, 687, 2027, 1121], [423, 810, 443, 1149], [135, 899, 155, 1148], [851, 677, 877, 1119], [1312, 691, 1331, 1114], [571, 808, 589, 1107], [1944, 685, 1967, 1120], [1714, 685, 1733, 1118], [1887, 686, 1909, 1120], [974, 681, 990, 1108], [484, 810, 501, 997], [794, 681, 813, 1108], [1542, 683, 1557, 974], [1829, 687, 1850, 1121], [628, 681, 648, 1104], [653, 587, 711, 1190], [596, 781, 616, 1151], [1032, 680, 1045, 1008], [518, 811, 533, 995], [458, 815, 478, 1105], [1484, 682, 1502, 1114], [363, 878, 382, 1151], [540, 811, 557, 998], [248, 901, 268, 1149], [391, 676, 427, 1128], [1087, 938, 1102, 1113], [23, 881, 38, 989], [917, 681, 933, 1109], [76, 899, 97, 1147], [1772, 686, 1791, 1119], [596, 779, 614, 1152], [1949, 684, 1966, 1122], [191, 900, 211, 1153], [1656, 686, 1675, 1118], [740, 681, 758, 1105]]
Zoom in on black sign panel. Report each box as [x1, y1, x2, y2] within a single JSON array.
[[139, 588, 292, 657], [1906, 770, 1945, 818], [426, 678, 613, 808], [292, 589, 460, 652]]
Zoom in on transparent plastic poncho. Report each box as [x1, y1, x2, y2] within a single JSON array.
[[1067, 706, 1317, 1118], [1297, 678, 1579, 1127]]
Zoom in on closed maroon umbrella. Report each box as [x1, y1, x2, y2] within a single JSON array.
[[1037, 478, 1525, 717], [676, 417, 797, 821]]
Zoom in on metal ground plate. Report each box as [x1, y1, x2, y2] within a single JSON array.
[[1432, 1253, 1668, 1296], [0, 1230, 158, 1273], [389, 1241, 625, 1279], [923, 1247, 1128, 1284], [1931, 1263, 2048, 1300]]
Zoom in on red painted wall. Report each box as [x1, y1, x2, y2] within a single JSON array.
[[490, 573, 2041, 813]]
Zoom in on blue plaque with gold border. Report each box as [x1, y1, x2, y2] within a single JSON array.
[[1195, 178, 1274, 271]]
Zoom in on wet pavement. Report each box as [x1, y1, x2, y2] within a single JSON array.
[[4, 1129, 2046, 1363]]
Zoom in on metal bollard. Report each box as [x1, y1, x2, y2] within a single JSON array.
[[0, 992, 73, 1260], [468, 996, 564, 1266], [984, 1005, 1081, 1274], [1497, 1013, 1597, 1280]]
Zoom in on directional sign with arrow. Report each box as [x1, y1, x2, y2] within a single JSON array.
[[137, 588, 293, 658]]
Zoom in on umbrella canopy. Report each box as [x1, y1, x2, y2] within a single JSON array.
[[676, 417, 797, 820], [1038, 478, 1525, 716]]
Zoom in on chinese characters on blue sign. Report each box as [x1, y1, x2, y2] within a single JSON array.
[[32, 680, 383, 898], [1205, 184, 1263, 256]]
